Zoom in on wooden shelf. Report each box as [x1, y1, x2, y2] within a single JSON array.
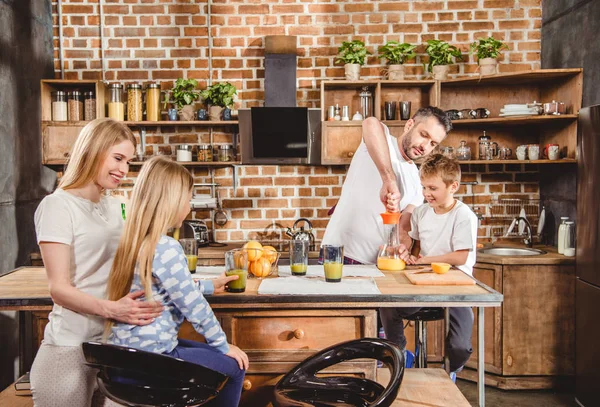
[[381, 120, 407, 127], [323, 121, 363, 127], [450, 115, 578, 126], [457, 159, 576, 164], [441, 68, 583, 87], [125, 120, 238, 126], [45, 160, 241, 167]]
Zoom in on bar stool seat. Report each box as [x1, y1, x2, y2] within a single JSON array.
[[404, 308, 445, 368]]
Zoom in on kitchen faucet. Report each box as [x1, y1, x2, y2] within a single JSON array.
[[514, 216, 533, 248]]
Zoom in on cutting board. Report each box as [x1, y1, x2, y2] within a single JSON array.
[[405, 267, 476, 286]]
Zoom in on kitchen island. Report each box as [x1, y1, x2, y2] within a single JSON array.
[[0, 266, 502, 406]]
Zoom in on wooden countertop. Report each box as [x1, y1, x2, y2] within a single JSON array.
[[475, 245, 576, 265], [0, 267, 502, 311]]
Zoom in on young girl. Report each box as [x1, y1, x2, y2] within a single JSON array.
[[106, 156, 248, 407], [31, 118, 164, 407]]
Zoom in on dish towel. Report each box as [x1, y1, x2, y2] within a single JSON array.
[[278, 264, 385, 278], [258, 276, 381, 295]]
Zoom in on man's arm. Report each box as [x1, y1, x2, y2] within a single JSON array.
[[362, 117, 401, 212], [418, 250, 469, 266]]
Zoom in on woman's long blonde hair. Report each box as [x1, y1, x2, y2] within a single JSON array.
[[105, 157, 193, 334], [59, 118, 136, 190]]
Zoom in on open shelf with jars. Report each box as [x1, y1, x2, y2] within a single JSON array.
[[319, 69, 582, 165]]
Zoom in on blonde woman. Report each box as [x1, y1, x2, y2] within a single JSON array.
[[31, 118, 163, 407], [106, 157, 248, 407]]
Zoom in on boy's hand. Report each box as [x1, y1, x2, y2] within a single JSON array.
[[212, 272, 239, 294]]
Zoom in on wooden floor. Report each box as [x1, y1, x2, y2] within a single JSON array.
[[0, 368, 469, 407]]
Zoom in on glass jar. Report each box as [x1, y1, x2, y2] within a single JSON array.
[[108, 83, 124, 121], [557, 217, 569, 254], [440, 146, 454, 158], [218, 144, 234, 162], [51, 91, 68, 121], [83, 91, 96, 121], [197, 144, 213, 162], [456, 140, 471, 160], [478, 131, 491, 160], [176, 145, 192, 162], [146, 83, 161, 122], [377, 212, 405, 271], [563, 221, 576, 257], [127, 83, 143, 121], [359, 86, 373, 118], [67, 91, 83, 121]]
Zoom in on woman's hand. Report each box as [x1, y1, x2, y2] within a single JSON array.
[[104, 291, 163, 325], [226, 344, 249, 370], [212, 272, 239, 294]]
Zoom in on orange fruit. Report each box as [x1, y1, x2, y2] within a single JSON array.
[[243, 241, 263, 261], [249, 257, 272, 278], [262, 246, 278, 264], [431, 262, 451, 274]]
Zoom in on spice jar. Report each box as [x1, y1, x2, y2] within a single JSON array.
[[456, 140, 471, 161], [127, 83, 143, 121], [83, 91, 96, 121], [108, 83, 124, 121], [197, 144, 213, 162], [68, 91, 83, 121], [146, 83, 161, 122], [51, 91, 68, 121], [218, 144, 234, 162], [176, 145, 192, 162]]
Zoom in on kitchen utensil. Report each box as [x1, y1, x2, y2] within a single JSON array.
[[405, 268, 476, 285], [359, 87, 373, 118], [563, 221, 575, 256], [518, 207, 527, 235], [456, 140, 471, 160], [377, 212, 405, 271], [327, 106, 335, 121], [504, 218, 517, 237], [285, 218, 315, 249], [180, 220, 210, 248], [445, 110, 462, 120], [352, 111, 363, 121], [409, 267, 434, 274], [516, 145, 528, 160], [214, 189, 228, 227], [527, 144, 540, 160], [400, 101, 412, 120], [544, 143, 560, 160], [537, 206, 546, 237], [543, 100, 567, 115], [478, 131, 491, 159], [440, 146, 455, 158], [527, 101, 544, 115], [460, 108, 476, 119], [498, 146, 512, 160], [470, 107, 490, 119], [341, 105, 350, 121]]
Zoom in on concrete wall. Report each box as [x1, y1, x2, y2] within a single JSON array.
[[540, 0, 600, 244], [0, 0, 55, 389]]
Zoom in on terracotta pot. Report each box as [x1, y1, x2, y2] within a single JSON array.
[[344, 63, 361, 81], [479, 57, 498, 76], [432, 65, 449, 80], [208, 105, 223, 121], [387, 64, 405, 80], [180, 105, 195, 121]]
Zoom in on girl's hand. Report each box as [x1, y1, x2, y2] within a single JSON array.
[[105, 291, 163, 325], [226, 344, 249, 370], [213, 272, 239, 294]]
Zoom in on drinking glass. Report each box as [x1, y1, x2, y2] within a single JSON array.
[[179, 238, 197, 274], [400, 101, 412, 120], [384, 101, 396, 120], [289, 240, 309, 276], [322, 245, 344, 283], [224, 249, 248, 293]]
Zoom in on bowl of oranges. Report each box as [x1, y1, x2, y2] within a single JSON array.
[[242, 241, 280, 279]]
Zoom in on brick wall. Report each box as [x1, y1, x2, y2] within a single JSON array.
[[51, 0, 542, 242]]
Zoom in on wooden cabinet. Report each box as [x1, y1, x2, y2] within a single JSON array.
[[460, 261, 575, 389], [320, 69, 582, 166]]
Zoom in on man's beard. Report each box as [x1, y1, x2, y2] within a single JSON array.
[[401, 128, 418, 159]]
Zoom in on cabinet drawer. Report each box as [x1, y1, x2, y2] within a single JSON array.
[[224, 310, 376, 351], [42, 124, 83, 164]]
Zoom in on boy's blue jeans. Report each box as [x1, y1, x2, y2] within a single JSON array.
[[165, 339, 245, 407]]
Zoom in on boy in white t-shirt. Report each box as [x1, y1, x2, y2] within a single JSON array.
[[380, 154, 478, 380]]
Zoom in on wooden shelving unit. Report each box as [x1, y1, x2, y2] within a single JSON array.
[[320, 69, 583, 165], [125, 120, 238, 126]]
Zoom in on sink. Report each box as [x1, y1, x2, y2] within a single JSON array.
[[478, 247, 547, 256]]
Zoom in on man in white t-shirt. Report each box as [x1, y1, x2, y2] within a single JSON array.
[[321, 107, 452, 264], [381, 154, 478, 381]]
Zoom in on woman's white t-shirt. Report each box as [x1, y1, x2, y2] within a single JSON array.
[[34, 189, 124, 346], [321, 125, 424, 264]]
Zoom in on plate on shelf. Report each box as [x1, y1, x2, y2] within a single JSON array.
[[498, 112, 537, 117], [502, 104, 529, 110]]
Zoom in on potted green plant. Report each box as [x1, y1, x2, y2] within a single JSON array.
[[378, 41, 417, 80], [424, 39, 463, 80], [470, 36, 508, 76], [163, 78, 201, 121], [336, 40, 371, 81], [200, 82, 237, 121]]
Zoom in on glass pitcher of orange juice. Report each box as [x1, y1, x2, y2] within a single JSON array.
[[377, 212, 406, 271]]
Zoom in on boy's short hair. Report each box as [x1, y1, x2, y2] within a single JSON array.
[[419, 153, 461, 186]]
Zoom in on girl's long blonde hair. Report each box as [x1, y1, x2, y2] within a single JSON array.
[[59, 118, 136, 190], [105, 157, 193, 334]]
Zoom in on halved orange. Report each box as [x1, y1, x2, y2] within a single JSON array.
[[431, 262, 451, 274]]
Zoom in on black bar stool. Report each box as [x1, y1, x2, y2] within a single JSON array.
[[405, 308, 445, 368]]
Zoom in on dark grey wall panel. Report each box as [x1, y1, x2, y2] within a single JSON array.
[[542, 0, 587, 22]]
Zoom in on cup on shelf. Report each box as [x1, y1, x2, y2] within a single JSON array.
[[197, 109, 207, 121], [527, 144, 540, 161], [384, 101, 397, 120], [168, 108, 178, 121], [179, 238, 197, 274], [544, 143, 560, 160], [516, 145, 528, 161], [399, 101, 411, 120], [322, 244, 344, 283]]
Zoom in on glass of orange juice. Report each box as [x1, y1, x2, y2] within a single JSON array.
[[179, 238, 197, 274], [289, 240, 309, 276], [322, 245, 344, 283], [224, 249, 248, 293]]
